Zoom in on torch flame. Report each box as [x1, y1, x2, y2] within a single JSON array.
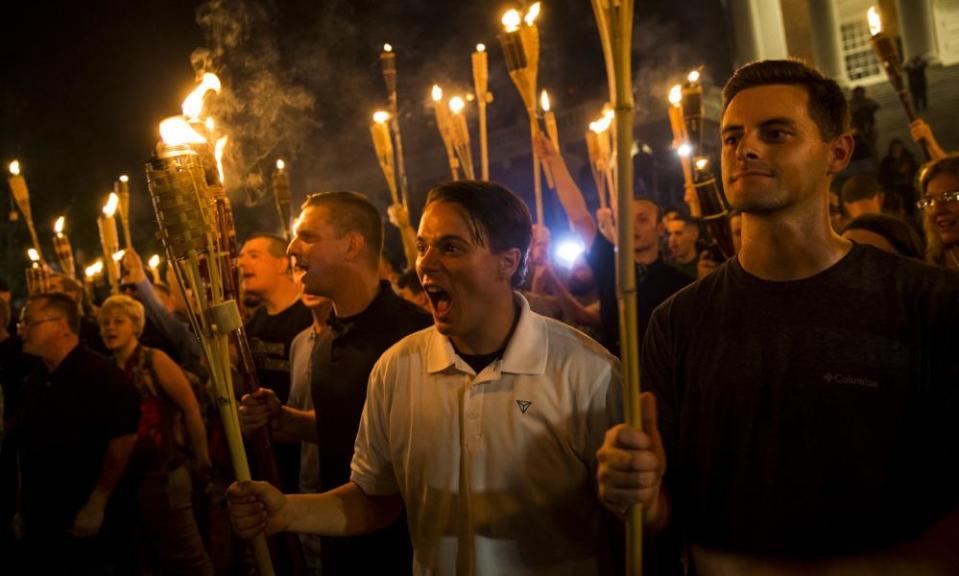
[[603, 106, 614, 121], [54, 216, 65, 235], [590, 115, 612, 134], [687, 69, 701, 83], [695, 157, 709, 170], [867, 6, 882, 36], [432, 84, 443, 102], [119, 174, 129, 183], [276, 159, 286, 170], [214, 136, 228, 185], [27, 248, 40, 262], [181, 72, 222, 120], [9, 160, 21, 176], [383, 43, 393, 52], [112, 250, 126, 262], [103, 192, 119, 217], [448, 97, 465, 115], [540, 90, 551, 112], [148, 254, 161, 269], [205, 117, 215, 132], [669, 84, 683, 105], [524, 2, 541, 26], [85, 260, 103, 278], [677, 143, 693, 158], [502, 9, 522, 32], [159, 116, 207, 145], [476, 43, 486, 53], [373, 110, 390, 124]]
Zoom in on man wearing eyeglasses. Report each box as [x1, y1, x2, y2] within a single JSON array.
[[12, 293, 139, 573]]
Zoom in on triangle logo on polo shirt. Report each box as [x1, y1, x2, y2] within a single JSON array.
[[516, 400, 532, 414]]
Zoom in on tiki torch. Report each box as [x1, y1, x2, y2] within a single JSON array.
[[681, 69, 705, 154], [147, 254, 162, 284], [447, 97, 475, 180], [499, 4, 544, 224], [668, 85, 698, 216], [380, 43, 410, 208], [26, 248, 52, 296], [371, 111, 400, 204], [431, 85, 460, 180], [866, 6, 931, 160], [7, 160, 45, 263], [98, 193, 121, 294], [146, 115, 275, 576], [52, 216, 77, 279], [590, 0, 643, 572], [116, 175, 133, 250], [273, 159, 292, 241], [540, 90, 558, 189], [472, 43, 492, 180], [83, 260, 103, 304]]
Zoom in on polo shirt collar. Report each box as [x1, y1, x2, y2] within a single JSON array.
[[426, 292, 548, 376]]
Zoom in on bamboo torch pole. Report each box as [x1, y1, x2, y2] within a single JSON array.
[[370, 111, 400, 205], [472, 44, 491, 180], [380, 44, 410, 208], [431, 85, 461, 181], [7, 160, 45, 264], [116, 175, 134, 250]]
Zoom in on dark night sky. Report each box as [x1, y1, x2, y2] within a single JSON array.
[[1, 0, 731, 282]]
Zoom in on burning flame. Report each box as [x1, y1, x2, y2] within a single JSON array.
[[677, 143, 693, 158], [603, 106, 614, 121], [688, 69, 701, 83], [102, 193, 119, 217], [182, 73, 222, 120], [214, 136, 228, 185], [695, 158, 709, 170], [9, 160, 21, 176], [525, 2, 541, 26], [448, 97, 465, 115], [383, 43, 393, 52], [432, 84, 443, 102], [502, 9, 522, 32], [54, 216, 65, 235], [669, 85, 683, 105], [119, 174, 129, 183], [112, 250, 126, 262], [276, 159, 286, 170], [867, 6, 882, 36], [476, 43, 486, 53], [85, 260, 103, 278], [589, 115, 612, 134], [27, 248, 40, 262], [373, 110, 390, 124], [205, 117, 215, 132], [540, 90, 551, 112], [160, 117, 207, 145], [148, 254, 161, 269]]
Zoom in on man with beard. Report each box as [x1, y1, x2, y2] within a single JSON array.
[[229, 182, 622, 575], [597, 60, 959, 573]]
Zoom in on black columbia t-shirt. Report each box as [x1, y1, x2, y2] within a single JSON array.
[[644, 243, 959, 557]]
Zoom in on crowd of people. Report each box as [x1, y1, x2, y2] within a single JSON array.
[[0, 57, 957, 575]]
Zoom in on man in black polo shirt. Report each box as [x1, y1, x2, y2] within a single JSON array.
[[597, 60, 959, 572], [14, 293, 139, 572], [238, 191, 429, 575]]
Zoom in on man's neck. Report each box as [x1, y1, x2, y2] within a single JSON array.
[[43, 337, 79, 372], [738, 205, 852, 281], [310, 301, 332, 332], [451, 291, 517, 356], [676, 250, 697, 265], [261, 281, 301, 315], [330, 269, 381, 319], [634, 245, 660, 266]]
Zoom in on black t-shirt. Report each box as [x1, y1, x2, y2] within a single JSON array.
[[16, 344, 140, 536], [587, 232, 691, 354], [311, 281, 431, 575], [644, 244, 959, 557]]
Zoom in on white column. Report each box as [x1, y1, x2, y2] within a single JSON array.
[[894, 0, 938, 62], [807, 0, 848, 84], [727, 0, 789, 67]]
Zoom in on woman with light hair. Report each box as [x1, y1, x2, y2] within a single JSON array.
[[97, 294, 213, 575], [916, 154, 959, 270]]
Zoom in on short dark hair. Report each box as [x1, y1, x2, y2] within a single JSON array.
[[841, 174, 881, 203], [302, 191, 384, 265], [842, 214, 924, 259], [27, 292, 80, 334], [722, 59, 849, 141], [425, 180, 532, 288], [396, 269, 423, 294], [243, 234, 289, 259]]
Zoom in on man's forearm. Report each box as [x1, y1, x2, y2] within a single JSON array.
[[276, 406, 318, 443], [89, 434, 137, 502], [285, 481, 403, 536]]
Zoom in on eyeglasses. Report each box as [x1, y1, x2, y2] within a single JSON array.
[[917, 190, 959, 210], [16, 316, 63, 333]]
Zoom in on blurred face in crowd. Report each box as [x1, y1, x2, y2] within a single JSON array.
[[633, 200, 662, 261], [721, 84, 838, 215], [238, 237, 290, 297], [288, 205, 353, 298], [19, 300, 68, 357], [98, 309, 138, 353], [923, 170, 959, 248], [666, 220, 700, 262], [416, 201, 519, 342]]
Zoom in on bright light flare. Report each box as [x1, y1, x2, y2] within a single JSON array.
[[214, 136, 228, 185], [589, 115, 612, 134], [432, 84, 443, 102], [119, 174, 129, 183], [205, 117, 215, 132], [54, 216, 65, 235], [27, 248, 40, 263], [669, 84, 683, 105], [555, 239, 584, 267], [276, 159, 286, 170], [525, 2, 541, 26], [502, 9, 522, 32], [85, 260, 103, 278], [159, 116, 207, 146], [373, 110, 390, 124], [9, 160, 21, 176], [687, 69, 701, 83], [476, 43, 486, 52], [448, 96, 465, 115], [383, 43, 393, 52], [867, 6, 882, 36], [677, 143, 693, 158], [182, 72, 222, 120], [102, 192, 119, 217], [695, 157, 709, 170], [112, 250, 126, 262], [148, 254, 161, 269], [540, 90, 551, 112]]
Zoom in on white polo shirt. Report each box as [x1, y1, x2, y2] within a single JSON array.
[[351, 294, 623, 576]]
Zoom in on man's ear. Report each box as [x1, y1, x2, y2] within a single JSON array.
[[827, 132, 855, 175], [345, 231, 367, 262], [499, 248, 521, 283]]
